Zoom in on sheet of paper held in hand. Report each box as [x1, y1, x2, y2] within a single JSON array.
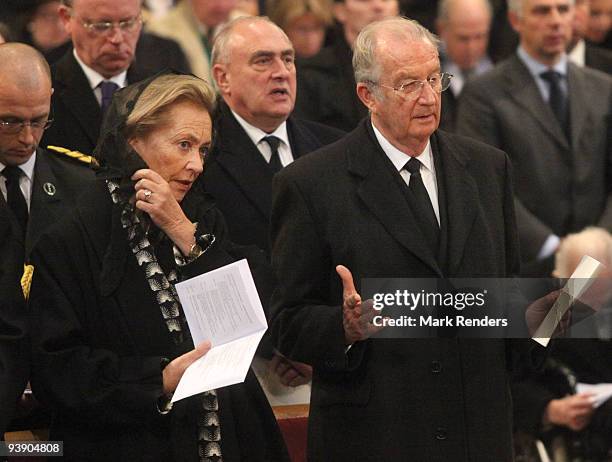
[[532, 255, 603, 347], [576, 383, 612, 408], [171, 259, 267, 403]]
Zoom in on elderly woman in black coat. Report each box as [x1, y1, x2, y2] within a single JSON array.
[[29, 73, 288, 461]]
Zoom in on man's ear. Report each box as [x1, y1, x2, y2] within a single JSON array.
[[58, 5, 72, 34], [508, 10, 522, 34], [212, 63, 230, 96], [356, 82, 378, 113]]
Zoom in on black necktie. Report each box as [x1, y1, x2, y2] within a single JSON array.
[[99, 81, 119, 114], [404, 157, 439, 242], [2, 166, 28, 238], [262, 136, 283, 174], [540, 71, 569, 138]]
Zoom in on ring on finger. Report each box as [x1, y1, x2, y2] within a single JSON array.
[[143, 189, 152, 201]]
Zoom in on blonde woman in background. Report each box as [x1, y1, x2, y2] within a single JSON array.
[[267, 0, 333, 58]]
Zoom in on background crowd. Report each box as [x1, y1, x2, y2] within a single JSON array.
[[0, 0, 611, 461]]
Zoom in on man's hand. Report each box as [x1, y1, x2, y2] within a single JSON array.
[[337, 265, 384, 345], [545, 393, 595, 431], [270, 353, 312, 387], [525, 289, 572, 337], [162, 341, 211, 394]]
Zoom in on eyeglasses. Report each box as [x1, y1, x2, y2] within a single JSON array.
[[0, 119, 53, 134], [73, 13, 142, 36], [369, 73, 453, 99]]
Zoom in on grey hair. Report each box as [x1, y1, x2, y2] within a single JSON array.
[[353, 16, 440, 98], [437, 0, 493, 22], [555, 227, 612, 278], [211, 15, 291, 65], [508, 0, 574, 17]]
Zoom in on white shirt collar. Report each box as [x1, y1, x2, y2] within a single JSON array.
[[568, 39, 586, 67], [230, 109, 290, 149], [73, 48, 128, 91], [0, 150, 36, 181], [371, 123, 433, 173], [517, 45, 568, 78]]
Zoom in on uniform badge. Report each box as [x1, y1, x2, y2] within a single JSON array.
[[43, 182, 56, 196]]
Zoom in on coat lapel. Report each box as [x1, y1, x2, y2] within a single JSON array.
[[213, 104, 274, 220], [433, 132, 479, 275], [54, 53, 102, 149], [567, 63, 590, 149], [26, 150, 64, 257], [348, 121, 442, 276], [504, 56, 570, 151]]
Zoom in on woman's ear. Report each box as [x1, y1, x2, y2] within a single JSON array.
[[127, 136, 141, 153]]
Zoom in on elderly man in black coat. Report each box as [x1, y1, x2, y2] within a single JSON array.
[[204, 16, 344, 258], [270, 17, 546, 461]]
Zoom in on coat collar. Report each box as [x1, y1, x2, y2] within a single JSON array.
[[346, 121, 479, 276], [211, 102, 323, 220], [212, 102, 276, 219], [85, 178, 216, 296]]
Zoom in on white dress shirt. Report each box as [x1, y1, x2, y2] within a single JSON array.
[[73, 49, 127, 105], [231, 110, 294, 167], [372, 123, 440, 224], [0, 151, 36, 211]]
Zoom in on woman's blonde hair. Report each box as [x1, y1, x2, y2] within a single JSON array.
[[125, 74, 216, 139], [267, 0, 333, 31]]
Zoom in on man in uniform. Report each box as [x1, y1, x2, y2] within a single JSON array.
[[0, 42, 95, 431]]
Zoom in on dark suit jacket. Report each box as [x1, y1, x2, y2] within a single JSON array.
[[25, 148, 96, 259], [0, 208, 28, 435], [269, 120, 539, 460], [585, 42, 612, 74], [3, 148, 94, 432], [294, 35, 368, 132], [202, 102, 344, 256], [29, 180, 288, 461], [42, 38, 185, 156], [457, 54, 612, 263]]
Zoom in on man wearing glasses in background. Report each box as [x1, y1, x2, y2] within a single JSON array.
[[0, 42, 95, 433], [42, 0, 157, 155], [269, 17, 540, 460]]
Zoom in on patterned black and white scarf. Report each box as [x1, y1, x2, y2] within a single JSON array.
[[107, 179, 222, 462]]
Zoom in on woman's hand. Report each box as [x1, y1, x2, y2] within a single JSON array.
[[132, 169, 196, 254], [162, 341, 212, 395]]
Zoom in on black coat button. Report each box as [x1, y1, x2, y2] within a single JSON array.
[[435, 427, 448, 440], [430, 360, 442, 373]]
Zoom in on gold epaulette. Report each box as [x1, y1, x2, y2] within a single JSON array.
[[46, 145, 99, 168], [21, 264, 34, 301]]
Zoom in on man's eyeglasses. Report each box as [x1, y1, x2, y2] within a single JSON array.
[[369, 73, 453, 99], [0, 119, 53, 134], [73, 14, 142, 36]]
